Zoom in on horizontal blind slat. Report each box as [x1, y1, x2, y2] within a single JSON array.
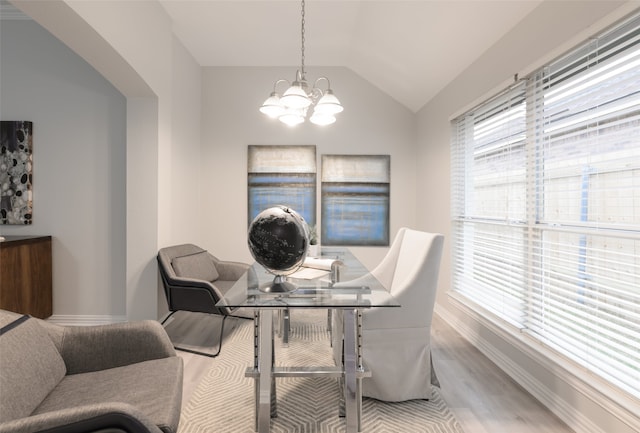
[[451, 11, 640, 398]]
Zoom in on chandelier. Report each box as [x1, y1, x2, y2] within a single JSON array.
[[259, 0, 343, 126]]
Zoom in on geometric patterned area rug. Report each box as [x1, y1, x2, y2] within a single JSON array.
[[178, 309, 465, 433]]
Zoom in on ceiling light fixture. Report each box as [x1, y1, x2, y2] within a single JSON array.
[[259, 0, 343, 126]]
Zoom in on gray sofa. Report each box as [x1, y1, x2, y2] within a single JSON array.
[[0, 308, 183, 433]]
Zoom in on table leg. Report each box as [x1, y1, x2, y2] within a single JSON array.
[[281, 308, 290, 347], [356, 309, 363, 432], [253, 311, 259, 432], [343, 309, 357, 433], [255, 309, 274, 433]]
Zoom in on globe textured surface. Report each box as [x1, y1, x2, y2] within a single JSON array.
[[248, 206, 309, 276]]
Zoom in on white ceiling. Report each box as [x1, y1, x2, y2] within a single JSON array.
[[159, 0, 543, 112]]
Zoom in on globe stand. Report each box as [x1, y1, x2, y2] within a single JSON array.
[[260, 274, 298, 293]]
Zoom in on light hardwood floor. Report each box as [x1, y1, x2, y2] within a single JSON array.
[[430, 314, 574, 433], [172, 312, 574, 433]]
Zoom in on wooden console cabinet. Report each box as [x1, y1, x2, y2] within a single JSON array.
[[0, 235, 52, 319]]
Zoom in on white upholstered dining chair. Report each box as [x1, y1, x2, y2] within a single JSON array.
[[332, 227, 445, 402]]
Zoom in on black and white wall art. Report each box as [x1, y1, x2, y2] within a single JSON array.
[[1, 121, 33, 225]]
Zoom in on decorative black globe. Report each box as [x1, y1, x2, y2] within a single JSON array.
[[248, 206, 309, 291]]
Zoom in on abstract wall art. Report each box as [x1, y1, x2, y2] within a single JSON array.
[[321, 154, 390, 246], [1, 121, 33, 225], [247, 145, 316, 227]]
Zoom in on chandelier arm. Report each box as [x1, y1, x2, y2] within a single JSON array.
[[309, 87, 324, 101], [313, 76, 331, 91], [273, 79, 290, 93]]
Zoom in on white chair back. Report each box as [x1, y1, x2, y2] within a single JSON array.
[[365, 228, 444, 329]]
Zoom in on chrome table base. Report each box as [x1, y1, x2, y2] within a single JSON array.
[[247, 308, 369, 433]]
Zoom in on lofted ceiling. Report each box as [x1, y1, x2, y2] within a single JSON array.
[[159, 0, 543, 112], [1, 0, 545, 112]]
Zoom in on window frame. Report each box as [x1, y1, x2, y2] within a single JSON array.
[[451, 11, 640, 400]]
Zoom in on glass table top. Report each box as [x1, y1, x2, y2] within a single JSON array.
[[216, 248, 400, 309]]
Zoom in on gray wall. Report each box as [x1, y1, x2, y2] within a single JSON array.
[[415, 2, 638, 433], [200, 66, 417, 269], [0, 19, 127, 319], [0, 19, 415, 316]]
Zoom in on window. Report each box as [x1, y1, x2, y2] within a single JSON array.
[[451, 13, 640, 397]]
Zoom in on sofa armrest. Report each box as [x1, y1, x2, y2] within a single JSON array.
[[52, 320, 176, 374], [0, 402, 165, 433]]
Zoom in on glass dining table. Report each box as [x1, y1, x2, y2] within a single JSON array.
[[216, 247, 399, 433]]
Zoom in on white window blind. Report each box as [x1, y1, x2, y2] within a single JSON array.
[[451, 82, 528, 328], [451, 12, 640, 397]]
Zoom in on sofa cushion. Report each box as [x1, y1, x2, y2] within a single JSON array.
[[0, 312, 67, 422], [33, 357, 183, 433], [172, 252, 219, 282]]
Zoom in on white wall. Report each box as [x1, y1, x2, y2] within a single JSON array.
[[64, 0, 171, 321], [165, 36, 202, 247], [0, 19, 127, 318], [61, 0, 204, 320], [0, 15, 412, 317], [416, 2, 639, 433], [4, 1, 203, 321], [200, 66, 416, 270]]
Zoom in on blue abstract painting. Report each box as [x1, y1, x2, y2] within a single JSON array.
[[247, 145, 316, 227], [321, 155, 390, 246]]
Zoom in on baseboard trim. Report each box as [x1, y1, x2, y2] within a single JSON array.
[[47, 314, 127, 326], [435, 298, 640, 433]]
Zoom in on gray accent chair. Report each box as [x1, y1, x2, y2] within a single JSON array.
[[157, 243, 252, 357], [0, 309, 183, 433]]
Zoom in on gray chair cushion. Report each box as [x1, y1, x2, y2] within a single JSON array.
[[0, 309, 182, 433], [33, 357, 183, 433], [172, 252, 219, 282], [52, 320, 177, 375], [0, 315, 67, 422]]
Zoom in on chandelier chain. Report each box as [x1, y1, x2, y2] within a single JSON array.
[[300, 0, 306, 78], [259, 0, 342, 126]]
